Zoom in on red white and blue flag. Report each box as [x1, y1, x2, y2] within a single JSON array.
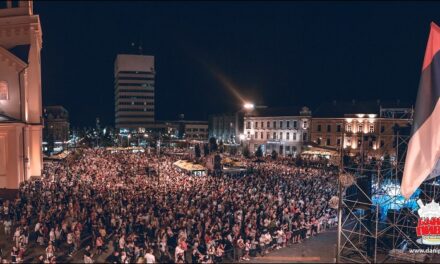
[[401, 22, 440, 199]]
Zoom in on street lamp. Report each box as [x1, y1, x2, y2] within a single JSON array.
[[243, 103, 255, 110], [127, 134, 131, 147]]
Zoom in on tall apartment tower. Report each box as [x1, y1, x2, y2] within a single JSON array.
[[114, 54, 155, 132], [0, 1, 43, 189]]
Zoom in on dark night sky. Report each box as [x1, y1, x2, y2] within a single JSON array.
[[34, 1, 440, 127]]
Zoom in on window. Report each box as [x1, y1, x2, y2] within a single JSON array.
[[317, 125, 321, 132], [327, 125, 331, 132], [280, 121, 283, 128], [293, 121, 298, 129], [381, 126, 385, 133], [261, 132, 263, 139], [273, 121, 277, 129], [246, 122, 251, 129], [255, 122, 258, 129], [287, 121, 290, 128], [326, 138, 331, 146], [286, 132, 290, 140], [303, 133, 307, 141], [247, 131, 250, 139], [303, 121, 308, 129], [280, 132, 283, 140], [336, 124, 342, 132], [273, 132, 276, 139], [286, 146, 290, 151], [0, 81, 9, 100], [369, 141, 373, 148], [358, 125, 363, 133], [261, 121, 264, 128], [267, 121, 270, 128], [0, 1, 7, 8], [380, 140, 385, 147], [369, 124, 374, 133], [255, 132, 258, 139], [347, 124, 352, 132], [337, 138, 341, 146], [11, 1, 20, 8], [293, 133, 297, 141], [267, 132, 270, 139], [317, 138, 322, 145]]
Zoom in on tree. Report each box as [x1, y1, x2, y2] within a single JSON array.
[[195, 144, 201, 159], [219, 139, 225, 153], [255, 145, 263, 160], [242, 145, 250, 158], [271, 150, 278, 160], [209, 137, 218, 152], [203, 143, 210, 157]]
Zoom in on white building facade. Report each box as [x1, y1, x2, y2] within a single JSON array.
[[115, 54, 155, 133], [0, 1, 43, 189], [243, 107, 311, 157]]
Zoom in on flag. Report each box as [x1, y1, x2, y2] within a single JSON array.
[[401, 22, 440, 199]]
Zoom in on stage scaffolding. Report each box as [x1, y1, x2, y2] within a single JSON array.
[[336, 128, 439, 263]]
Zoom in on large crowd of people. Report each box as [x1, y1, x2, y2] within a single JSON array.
[[0, 148, 338, 263]]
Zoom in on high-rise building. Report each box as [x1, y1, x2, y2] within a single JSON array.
[[0, 1, 43, 189], [114, 54, 155, 133]]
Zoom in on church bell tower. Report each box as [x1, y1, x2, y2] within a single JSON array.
[[0, 1, 43, 189]]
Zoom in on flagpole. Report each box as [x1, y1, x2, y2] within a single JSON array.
[[336, 119, 345, 263]]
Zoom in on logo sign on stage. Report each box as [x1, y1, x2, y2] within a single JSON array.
[[416, 199, 440, 245]]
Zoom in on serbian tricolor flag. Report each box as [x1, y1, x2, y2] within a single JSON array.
[[401, 22, 440, 199]]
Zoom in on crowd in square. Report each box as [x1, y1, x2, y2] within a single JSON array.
[[0, 148, 337, 263]]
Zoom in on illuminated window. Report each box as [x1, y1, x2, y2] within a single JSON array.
[[358, 125, 363, 133], [347, 124, 352, 132], [0, 81, 8, 100]]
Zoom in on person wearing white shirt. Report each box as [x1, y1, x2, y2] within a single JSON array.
[[144, 248, 155, 263]]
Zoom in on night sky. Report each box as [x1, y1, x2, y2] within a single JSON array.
[[35, 1, 440, 127]]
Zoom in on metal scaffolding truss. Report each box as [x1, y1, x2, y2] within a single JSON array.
[[379, 107, 414, 120], [337, 132, 436, 263]]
